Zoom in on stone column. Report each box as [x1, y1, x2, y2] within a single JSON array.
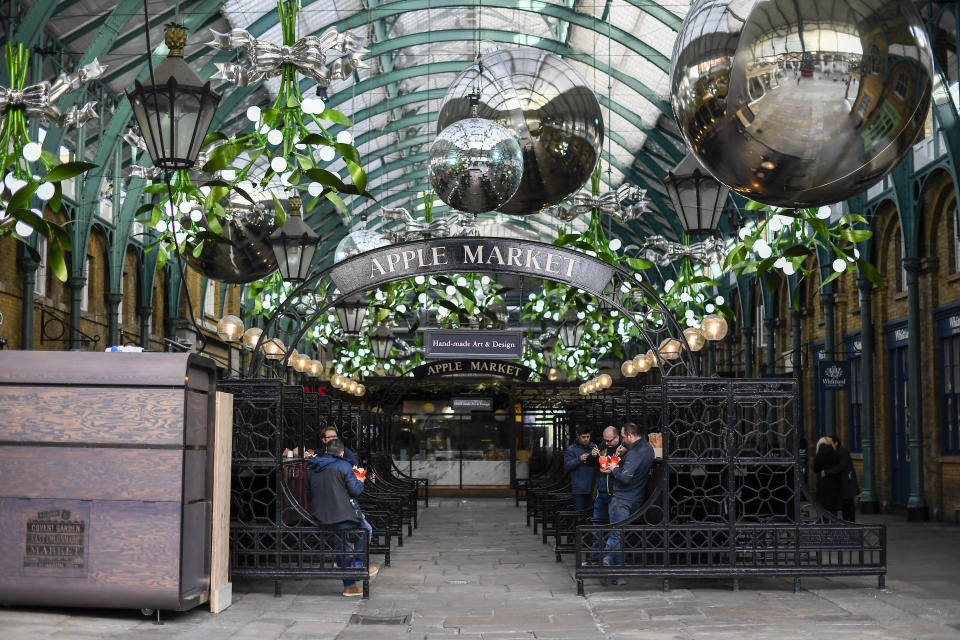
[[903, 257, 927, 520], [791, 306, 806, 485], [138, 305, 153, 349], [742, 324, 754, 378], [18, 253, 38, 349], [764, 317, 777, 376], [68, 275, 86, 351], [857, 276, 879, 513], [821, 291, 836, 438], [105, 293, 122, 347]]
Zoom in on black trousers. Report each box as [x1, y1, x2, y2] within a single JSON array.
[[841, 497, 856, 522]]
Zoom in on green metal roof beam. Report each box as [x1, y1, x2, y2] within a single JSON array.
[[61, 0, 206, 45], [10, 0, 60, 48], [291, 0, 675, 74], [40, 0, 145, 155], [304, 28, 670, 117], [97, 11, 223, 84]]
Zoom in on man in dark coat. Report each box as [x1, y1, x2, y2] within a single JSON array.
[[600, 422, 655, 568], [828, 435, 860, 521], [308, 438, 377, 596], [321, 426, 358, 467], [563, 426, 597, 512]]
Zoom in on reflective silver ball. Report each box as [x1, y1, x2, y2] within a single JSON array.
[[334, 229, 390, 263], [428, 118, 523, 214], [437, 48, 603, 215], [670, 0, 933, 207], [184, 207, 278, 284]]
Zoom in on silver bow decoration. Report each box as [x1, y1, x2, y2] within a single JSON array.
[[125, 132, 212, 179], [380, 207, 476, 242], [207, 27, 369, 89], [637, 234, 729, 267], [547, 184, 648, 222], [0, 59, 106, 127]]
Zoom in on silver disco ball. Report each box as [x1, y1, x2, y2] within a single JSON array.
[[670, 0, 932, 208], [428, 118, 523, 214], [334, 228, 389, 263], [437, 48, 603, 215]]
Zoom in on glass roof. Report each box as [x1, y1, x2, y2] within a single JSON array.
[[22, 0, 695, 248]]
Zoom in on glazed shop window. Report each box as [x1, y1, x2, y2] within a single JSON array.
[[943, 333, 960, 454]]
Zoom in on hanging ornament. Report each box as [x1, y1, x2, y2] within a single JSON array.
[[428, 117, 523, 214], [379, 207, 477, 242], [207, 26, 368, 91], [670, 0, 932, 207], [547, 184, 648, 222], [636, 234, 728, 267]]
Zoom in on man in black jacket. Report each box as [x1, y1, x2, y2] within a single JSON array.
[[827, 435, 860, 521], [588, 426, 621, 522], [309, 438, 377, 596]]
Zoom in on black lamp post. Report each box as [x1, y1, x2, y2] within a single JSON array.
[[269, 196, 320, 282], [127, 24, 221, 171], [369, 324, 395, 360], [662, 152, 730, 236], [558, 310, 584, 349], [334, 294, 368, 335]]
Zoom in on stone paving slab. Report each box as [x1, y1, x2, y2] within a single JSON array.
[[3, 500, 960, 639]]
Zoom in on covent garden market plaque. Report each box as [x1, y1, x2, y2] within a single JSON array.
[[328, 238, 616, 295]]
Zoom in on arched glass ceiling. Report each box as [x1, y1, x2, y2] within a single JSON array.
[[16, 0, 694, 266]]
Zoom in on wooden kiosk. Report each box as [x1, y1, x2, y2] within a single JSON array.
[[0, 352, 218, 612]]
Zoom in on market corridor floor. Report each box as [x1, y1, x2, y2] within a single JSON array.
[[3, 498, 960, 638]]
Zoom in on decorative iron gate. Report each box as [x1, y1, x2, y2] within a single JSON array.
[[575, 378, 885, 593]]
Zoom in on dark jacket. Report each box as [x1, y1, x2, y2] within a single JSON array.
[[609, 437, 655, 507], [563, 440, 597, 494], [308, 453, 364, 525], [824, 445, 860, 499], [342, 446, 358, 467], [813, 446, 843, 512], [588, 439, 621, 497]]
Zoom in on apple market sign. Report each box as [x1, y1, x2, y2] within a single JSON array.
[[328, 238, 615, 296]]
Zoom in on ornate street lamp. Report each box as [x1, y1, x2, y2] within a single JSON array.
[[334, 294, 368, 335], [542, 336, 559, 368], [127, 25, 222, 172], [369, 324, 395, 360], [701, 314, 729, 341], [558, 311, 584, 350], [269, 196, 320, 282], [662, 153, 730, 236], [217, 315, 244, 342]]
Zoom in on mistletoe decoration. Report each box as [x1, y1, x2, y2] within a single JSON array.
[[0, 42, 102, 280], [138, 4, 373, 262], [725, 200, 881, 301]]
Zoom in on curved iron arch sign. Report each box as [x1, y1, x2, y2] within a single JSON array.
[[407, 358, 536, 380], [247, 237, 697, 377], [328, 238, 613, 295]]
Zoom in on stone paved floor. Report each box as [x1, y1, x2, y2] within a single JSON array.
[[2, 498, 960, 639]]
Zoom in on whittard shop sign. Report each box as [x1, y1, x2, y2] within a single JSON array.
[[328, 238, 615, 295]]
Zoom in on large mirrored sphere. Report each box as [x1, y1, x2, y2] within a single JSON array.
[[428, 118, 523, 214], [184, 207, 278, 283], [670, 0, 933, 207], [437, 48, 603, 215], [334, 228, 390, 263]]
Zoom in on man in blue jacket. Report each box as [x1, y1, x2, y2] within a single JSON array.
[[563, 426, 597, 512], [600, 422, 655, 568], [309, 438, 377, 597]]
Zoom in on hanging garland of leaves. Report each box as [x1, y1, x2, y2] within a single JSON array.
[[725, 200, 881, 300], [0, 43, 97, 280]]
